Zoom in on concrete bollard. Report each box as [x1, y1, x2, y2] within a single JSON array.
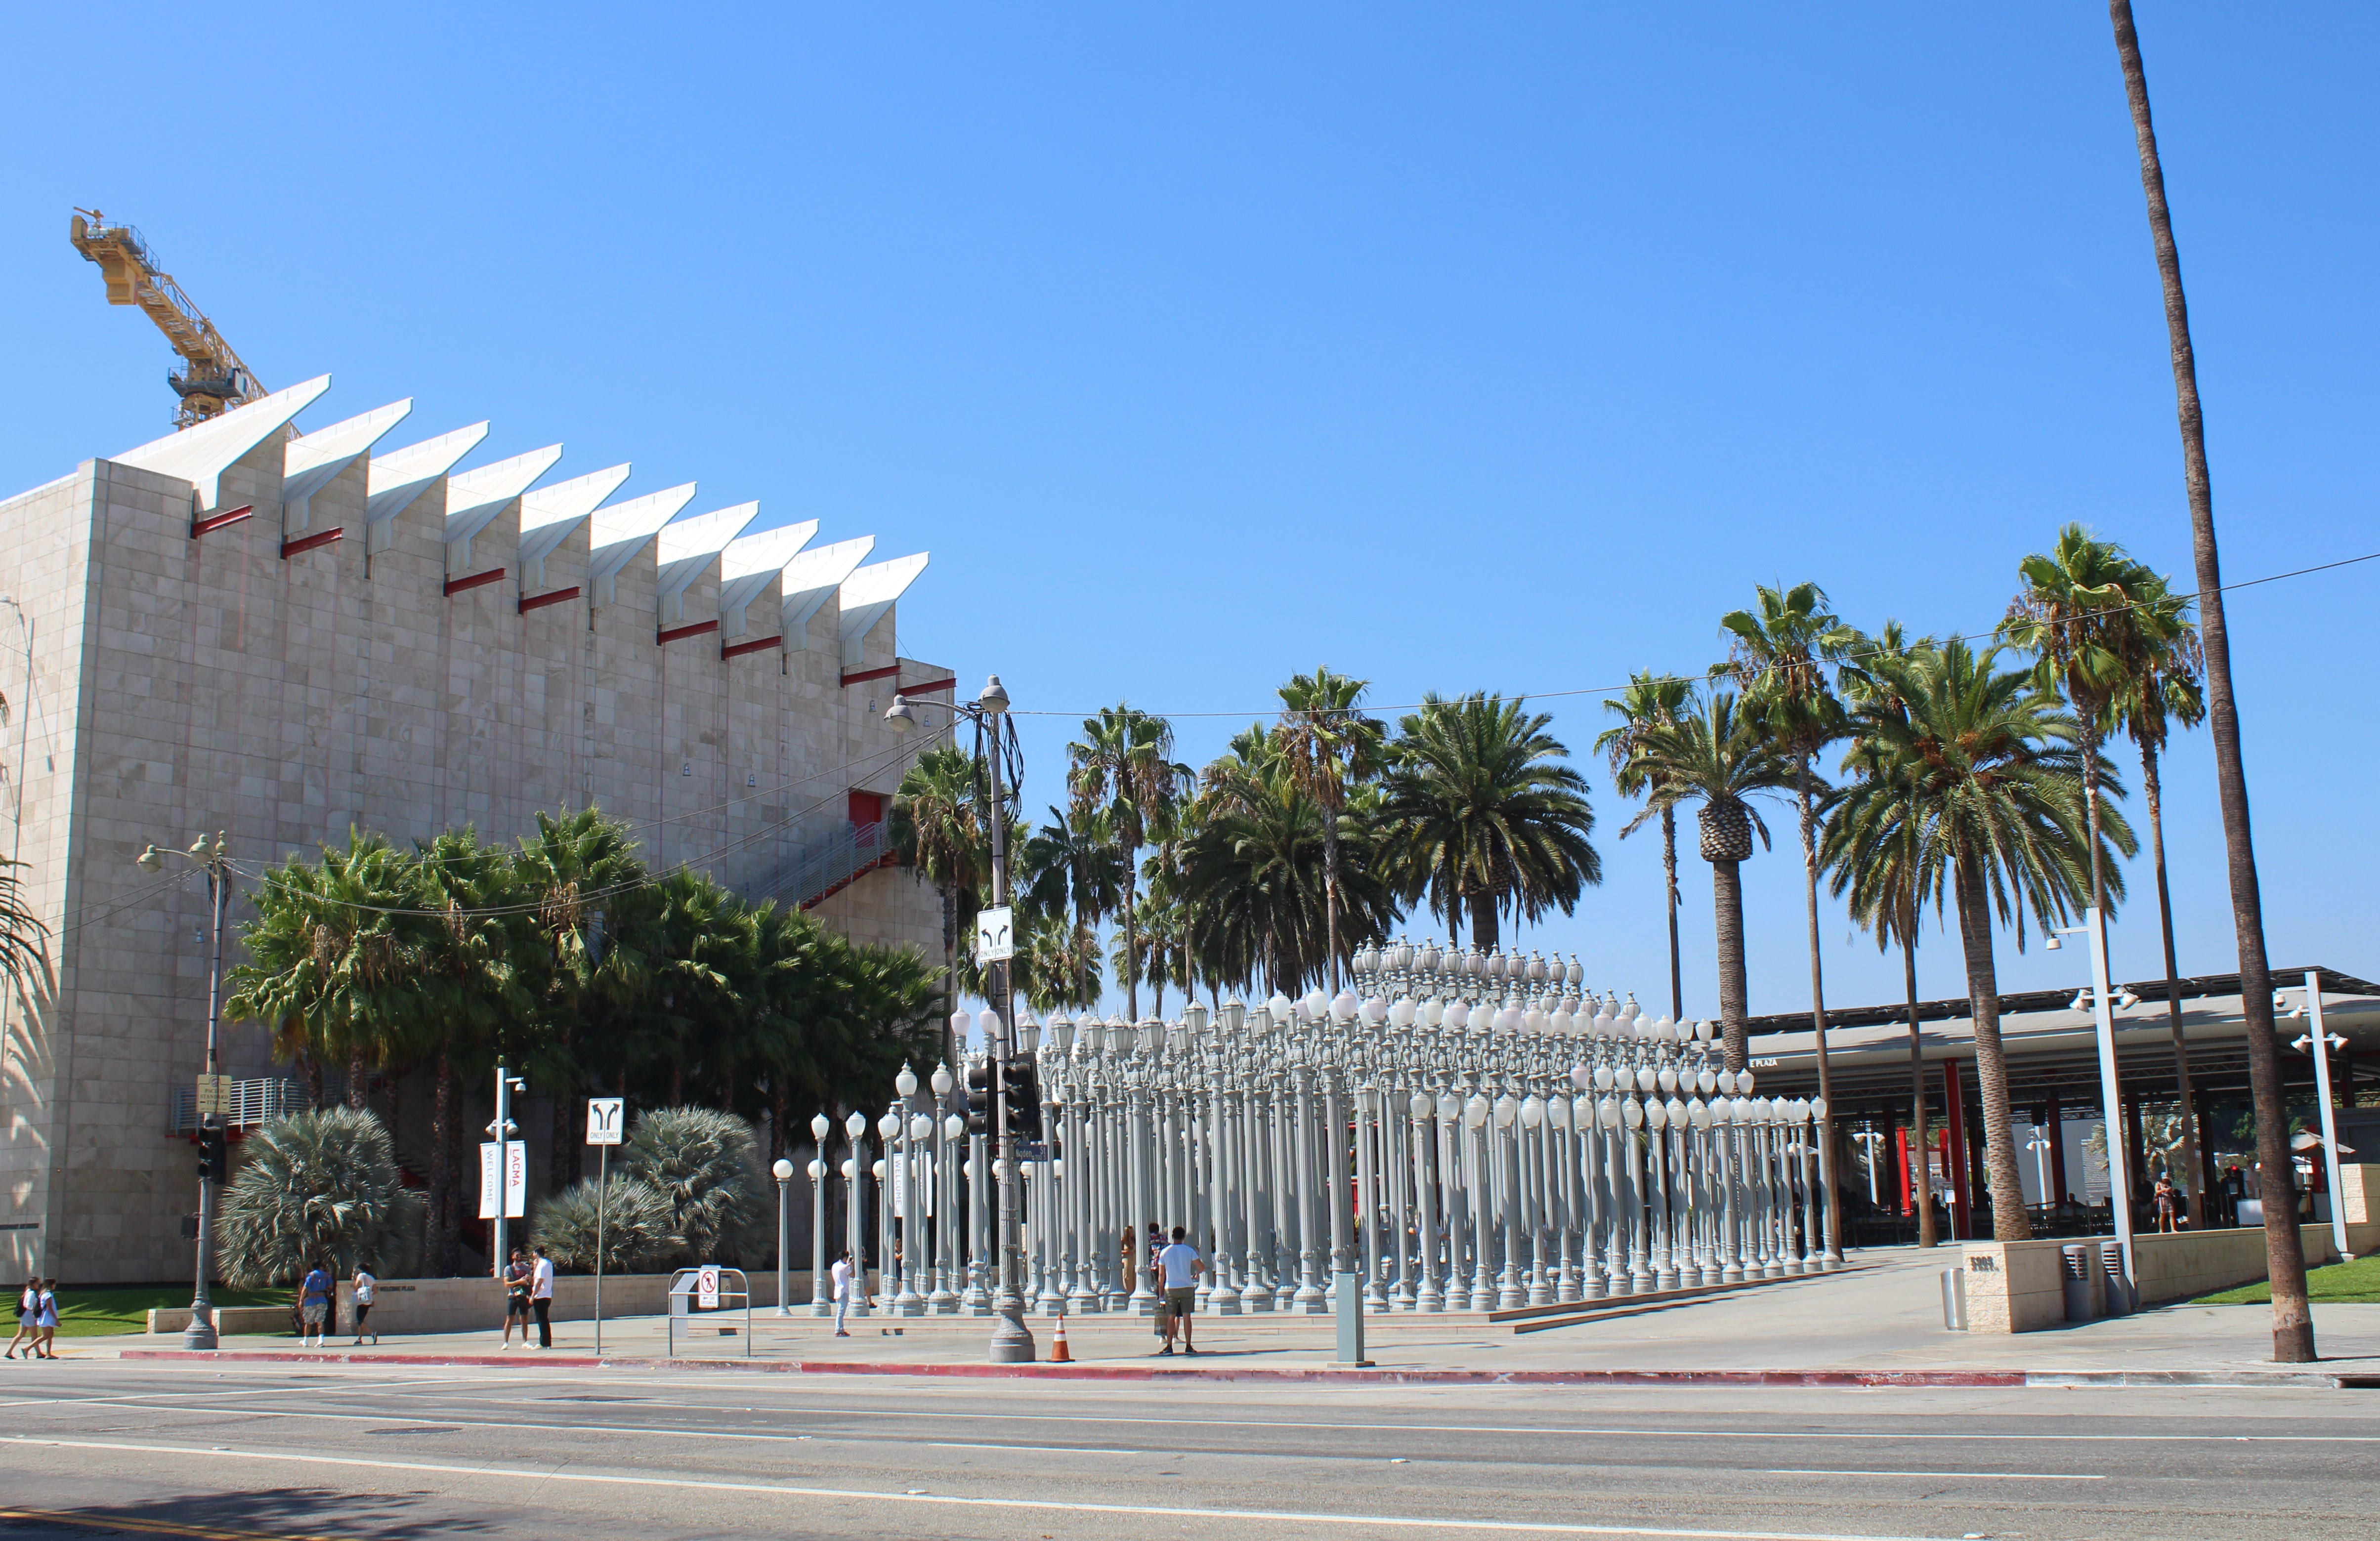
[[2099, 1241, 2132, 1316], [2061, 1244, 2093, 1323]]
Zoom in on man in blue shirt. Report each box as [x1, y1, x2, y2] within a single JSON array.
[[297, 1262, 333, 1349]]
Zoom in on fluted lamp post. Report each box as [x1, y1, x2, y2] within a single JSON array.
[[809, 1113, 832, 1314], [772, 1157, 796, 1315]]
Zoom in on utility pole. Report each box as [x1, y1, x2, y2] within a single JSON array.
[[138, 833, 232, 1351]]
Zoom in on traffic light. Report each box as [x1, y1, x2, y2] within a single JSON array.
[[1001, 1058, 1043, 1141], [964, 1062, 995, 1138], [197, 1128, 227, 1184]]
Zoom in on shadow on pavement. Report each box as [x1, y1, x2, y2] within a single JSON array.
[[1, 1486, 494, 1539]]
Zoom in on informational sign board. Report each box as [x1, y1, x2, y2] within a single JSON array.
[[586, 1097, 626, 1146], [974, 905, 1015, 964], [697, 1264, 721, 1310], [477, 1140, 527, 1219], [194, 1073, 231, 1116]]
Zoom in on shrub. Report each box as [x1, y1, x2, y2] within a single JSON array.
[[530, 1175, 677, 1274], [624, 1105, 768, 1266], [216, 1106, 424, 1287]]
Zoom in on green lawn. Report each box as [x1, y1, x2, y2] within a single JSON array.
[[41, 1287, 286, 1337], [2193, 1253, 2380, 1306]]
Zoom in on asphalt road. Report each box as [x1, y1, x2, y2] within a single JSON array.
[[0, 1361, 2372, 1540]]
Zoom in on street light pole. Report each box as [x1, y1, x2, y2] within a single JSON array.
[[771, 1157, 796, 1314], [888, 676, 1034, 1363], [2295, 973, 2351, 1261], [138, 832, 232, 1351], [809, 1112, 832, 1316], [2052, 907, 2134, 1309]]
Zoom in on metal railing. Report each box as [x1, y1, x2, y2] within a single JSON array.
[[751, 819, 894, 911], [167, 1077, 306, 1134], [667, 1266, 753, 1357]]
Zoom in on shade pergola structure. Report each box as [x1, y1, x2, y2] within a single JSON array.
[[1743, 967, 2379, 1235]]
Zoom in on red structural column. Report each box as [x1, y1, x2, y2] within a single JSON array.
[[1894, 1125, 1912, 1216], [1942, 1060, 1972, 1241], [2047, 1090, 2069, 1207]]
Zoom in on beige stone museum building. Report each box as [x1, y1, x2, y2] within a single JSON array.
[[0, 376, 952, 1281]]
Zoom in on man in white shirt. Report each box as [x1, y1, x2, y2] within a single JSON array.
[[530, 1246, 556, 1349], [1155, 1226, 1204, 1356], [831, 1250, 854, 1337], [350, 1267, 378, 1346]]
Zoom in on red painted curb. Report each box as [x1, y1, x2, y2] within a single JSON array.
[[114, 1349, 2025, 1388]]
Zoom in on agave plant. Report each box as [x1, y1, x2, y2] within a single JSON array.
[[624, 1105, 769, 1266], [530, 1174, 677, 1274], [216, 1106, 424, 1286]]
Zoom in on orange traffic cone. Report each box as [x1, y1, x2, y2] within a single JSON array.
[[1050, 1315, 1073, 1363]]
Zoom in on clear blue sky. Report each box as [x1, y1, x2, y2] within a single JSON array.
[[5, 4, 2373, 1021]]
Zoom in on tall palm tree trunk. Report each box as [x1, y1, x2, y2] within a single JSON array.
[[1711, 858, 1748, 1073], [1469, 887, 1496, 952], [1121, 849, 1142, 1019], [346, 1045, 367, 1110], [939, 884, 958, 1075], [1795, 761, 1840, 1261], [1953, 859, 2029, 1242], [428, 1044, 457, 1275], [1661, 808, 1683, 1022], [2141, 740, 2204, 1226], [2109, 0, 2309, 1361], [1903, 922, 1936, 1249], [1321, 813, 1342, 994]]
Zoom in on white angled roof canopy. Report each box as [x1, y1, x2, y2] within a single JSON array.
[[517, 463, 631, 591], [443, 445, 562, 573], [654, 502, 759, 624], [280, 399, 411, 533], [112, 374, 333, 511], [366, 423, 489, 549], [838, 552, 929, 667], [586, 482, 698, 606], [776, 536, 875, 648], [716, 520, 817, 638]]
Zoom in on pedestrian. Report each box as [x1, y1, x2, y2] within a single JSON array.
[[350, 1265, 378, 1346], [1146, 1220, 1165, 1336], [33, 1281, 58, 1358], [830, 1249, 854, 1336], [530, 1244, 555, 1349], [499, 1248, 533, 1348], [4, 1279, 35, 1359], [2153, 1176, 2180, 1234], [296, 1261, 333, 1349], [1155, 1225, 1205, 1357]]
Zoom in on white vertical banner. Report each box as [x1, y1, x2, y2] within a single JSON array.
[[479, 1141, 527, 1219]]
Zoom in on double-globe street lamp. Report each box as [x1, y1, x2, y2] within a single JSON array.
[[885, 674, 1035, 1363], [136, 832, 234, 1351]]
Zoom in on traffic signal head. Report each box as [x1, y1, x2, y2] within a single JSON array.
[[197, 1128, 228, 1183], [1000, 1059, 1043, 1141], [963, 1062, 995, 1138]]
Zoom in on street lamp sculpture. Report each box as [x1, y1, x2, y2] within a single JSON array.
[[137, 832, 234, 1351], [809, 1112, 832, 1315], [801, 938, 1839, 1324], [772, 1157, 796, 1315]]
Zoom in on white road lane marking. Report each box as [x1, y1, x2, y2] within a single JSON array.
[[1765, 1470, 2107, 1481], [927, 1441, 1144, 1455], [0, 1433, 1976, 1541]]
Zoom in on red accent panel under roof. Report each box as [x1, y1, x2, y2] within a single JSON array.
[[191, 504, 255, 538], [444, 568, 507, 597], [721, 634, 783, 660], [841, 662, 901, 687], [657, 619, 720, 645], [519, 586, 581, 614], [280, 528, 344, 560]]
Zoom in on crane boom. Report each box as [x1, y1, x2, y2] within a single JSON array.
[[69, 208, 262, 429]]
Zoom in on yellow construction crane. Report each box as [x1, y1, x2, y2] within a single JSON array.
[[69, 208, 262, 429]]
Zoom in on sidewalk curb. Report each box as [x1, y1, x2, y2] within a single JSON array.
[[113, 1349, 2353, 1389]]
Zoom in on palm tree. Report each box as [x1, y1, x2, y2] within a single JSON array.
[[2109, 0, 2310, 1365], [1597, 672, 1693, 1020], [893, 746, 986, 1070], [1616, 692, 1788, 1071], [1378, 693, 1599, 953], [1068, 704, 1190, 1020], [1179, 762, 1396, 998], [2106, 570, 2209, 1224], [1020, 803, 1123, 1007], [512, 806, 646, 1188], [216, 1105, 424, 1285], [1114, 888, 1184, 1020], [1273, 667, 1385, 993], [1834, 639, 2132, 1242], [1017, 904, 1104, 1013], [1719, 582, 1854, 1254]]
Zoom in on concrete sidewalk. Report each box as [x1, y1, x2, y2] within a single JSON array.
[[86, 1248, 2380, 1387]]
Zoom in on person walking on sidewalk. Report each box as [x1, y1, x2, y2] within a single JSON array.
[[32, 1281, 58, 1358], [5, 1280, 35, 1359], [499, 1249, 534, 1348], [350, 1266, 378, 1346], [530, 1245, 555, 1348], [297, 1262, 332, 1349], [1155, 1226, 1204, 1356], [831, 1249, 855, 1336]]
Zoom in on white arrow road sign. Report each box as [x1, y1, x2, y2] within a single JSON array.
[[975, 905, 1014, 963], [586, 1097, 625, 1146]]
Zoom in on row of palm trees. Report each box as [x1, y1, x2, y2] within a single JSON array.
[[1603, 526, 2203, 1245], [892, 677, 1604, 1024], [221, 806, 940, 1273]]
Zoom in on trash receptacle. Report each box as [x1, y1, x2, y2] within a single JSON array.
[[2061, 1244, 2092, 1322], [2099, 1241, 2132, 1316]]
